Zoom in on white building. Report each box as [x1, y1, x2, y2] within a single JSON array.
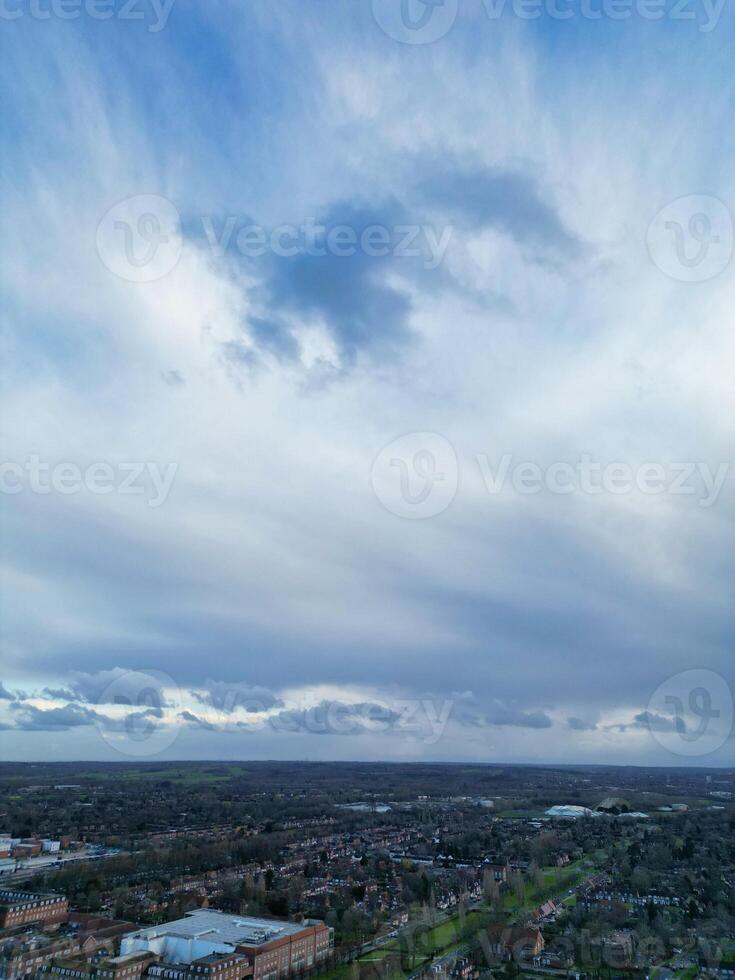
[[121, 909, 331, 973], [545, 805, 594, 819]]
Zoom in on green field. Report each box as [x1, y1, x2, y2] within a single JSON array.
[[500, 854, 599, 916], [308, 857, 601, 980], [316, 907, 490, 980]]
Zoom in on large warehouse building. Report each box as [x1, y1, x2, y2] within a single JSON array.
[[120, 910, 333, 980]]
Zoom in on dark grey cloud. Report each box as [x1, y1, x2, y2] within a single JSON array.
[[64, 669, 173, 708], [9, 702, 104, 731], [603, 711, 683, 734], [6, 698, 168, 735], [177, 700, 404, 738], [632, 710, 682, 734], [41, 686, 82, 702], [189, 680, 281, 715], [247, 316, 301, 361], [99, 707, 164, 734], [179, 710, 217, 731], [269, 700, 402, 736], [13, 483, 733, 734], [259, 203, 413, 364], [139, 704, 164, 719], [486, 704, 553, 729], [452, 695, 553, 730], [196, 200, 438, 369], [420, 166, 585, 263], [568, 717, 598, 731], [0, 682, 17, 701]]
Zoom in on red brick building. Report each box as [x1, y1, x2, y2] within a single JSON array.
[[68, 913, 139, 955], [0, 890, 69, 929], [0, 932, 82, 978], [482, 863, 511, 883], [147, 952, 251, 980], [484, 925, 545, 962], [44, 950, 157, 980], [245, 921, 330, 979]]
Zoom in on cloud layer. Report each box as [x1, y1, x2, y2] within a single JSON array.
[[1, 0, 734, 764]]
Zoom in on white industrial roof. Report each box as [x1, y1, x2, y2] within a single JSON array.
[[130, 909, 307, 947]]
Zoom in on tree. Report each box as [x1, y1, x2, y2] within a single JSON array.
[[512, 873, 526, 907]]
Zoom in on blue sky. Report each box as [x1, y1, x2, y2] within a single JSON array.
[[1, 0, 734, 764]]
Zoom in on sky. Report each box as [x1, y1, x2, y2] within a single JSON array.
[[1, 0, 734, 766]]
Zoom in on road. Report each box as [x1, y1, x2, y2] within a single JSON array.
[[406, 944, 471, 980]]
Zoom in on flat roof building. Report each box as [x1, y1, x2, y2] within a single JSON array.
[[121, 910, 332, 980]]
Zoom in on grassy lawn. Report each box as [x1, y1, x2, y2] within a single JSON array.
[[322, 907, 490, 979], [423, 909, 486, 949], [502, 857, 596, 915], [313, 965, 352, 980]]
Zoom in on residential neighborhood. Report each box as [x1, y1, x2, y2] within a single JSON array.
[[0, 762, 732, 979]]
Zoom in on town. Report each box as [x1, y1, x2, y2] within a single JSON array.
[[0, 762, 732, 979]]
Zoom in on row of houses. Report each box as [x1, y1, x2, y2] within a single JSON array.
[[584, 889, 681, 908], [0, 890, 70, 928]]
